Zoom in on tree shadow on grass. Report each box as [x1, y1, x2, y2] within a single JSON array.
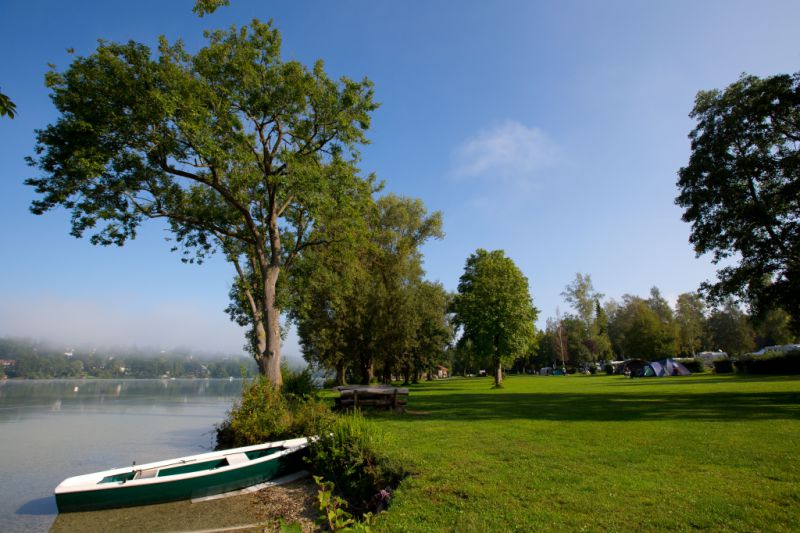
[[389, 389, 800, 422], [609, 375, 799, 386]]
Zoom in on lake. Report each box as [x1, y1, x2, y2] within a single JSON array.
[[0, 379, 243, 532]]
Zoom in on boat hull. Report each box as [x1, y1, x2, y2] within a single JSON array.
[[55, 440, 307, 513]]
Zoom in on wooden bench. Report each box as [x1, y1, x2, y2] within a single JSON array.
[[333, 386, 409, 412]]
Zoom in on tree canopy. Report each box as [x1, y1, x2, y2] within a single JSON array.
[[676, 71, 800, 332], [451, 249, 538, 387], [0, 89, 15, 119], [193, 0, 230, 17], [26, 20, 377, 384], [290, 194, 445, 385], [558, 273, 612, 364], [675, 292, 706, 356]]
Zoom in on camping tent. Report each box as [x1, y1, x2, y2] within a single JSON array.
[[641, 361, 665, 377], [636, 358, 691, 377], [660, 358, 691, 376]]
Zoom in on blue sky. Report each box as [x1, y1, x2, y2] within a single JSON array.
[[1, 1, 798, 363]]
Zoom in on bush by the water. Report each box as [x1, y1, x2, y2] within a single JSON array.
[[215, 375, 332, 449], [712, 358, 734, 374], [281, 364, 317, 400], [734, 350, 800, 374], [306, 411, 407, 515]]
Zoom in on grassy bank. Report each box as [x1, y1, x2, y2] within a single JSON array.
[[365, 374, 800, 532]]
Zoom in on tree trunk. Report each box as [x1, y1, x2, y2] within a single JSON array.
[[259, 265, 282, 386], [335, 360, 347, 386], [494, 359, 503, 387], [359, 357, 373, 385], [381, 360, 392, 384]]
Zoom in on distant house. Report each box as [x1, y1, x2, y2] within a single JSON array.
[[0, 359, 16, 367], [436, 365, 449, 379]]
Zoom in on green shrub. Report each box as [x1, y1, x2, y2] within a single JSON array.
[[734, 350, 800, 374], [215, 376, 333, 449], [604, 364, 614, 375], [306, 411, 406, 515], [314, 475, 374, 532], [281, 364, 318, 400], [712, 358, 734, 374]]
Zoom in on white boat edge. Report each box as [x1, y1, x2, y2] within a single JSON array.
[[54, 437, 309, 495]]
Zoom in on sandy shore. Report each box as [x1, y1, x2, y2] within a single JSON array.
[[50, 477, 318, 533]]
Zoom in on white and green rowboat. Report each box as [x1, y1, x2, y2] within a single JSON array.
[[54, 437, 309, 513]]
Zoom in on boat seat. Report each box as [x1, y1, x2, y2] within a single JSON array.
[[225, 453, 250, 465], [133, 468, 159, 480]]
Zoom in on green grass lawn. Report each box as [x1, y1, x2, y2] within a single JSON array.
[[365, 374, 800, 532]]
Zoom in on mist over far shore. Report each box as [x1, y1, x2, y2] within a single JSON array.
[[0, 293, 306, 367]]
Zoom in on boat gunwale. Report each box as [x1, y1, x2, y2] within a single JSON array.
[[54, 437, 308, 495]]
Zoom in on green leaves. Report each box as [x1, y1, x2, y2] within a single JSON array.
[[290, 194, 445, 384], [676, 71, 800, 330], [0, 89, 16, 119], [192, 0, 230, 17], [27, 19, 379, 380], [451, 249, 538, 383]]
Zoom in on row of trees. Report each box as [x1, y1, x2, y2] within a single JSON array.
[[290, 195, 450, 385], [0, 338, 256, 379], [528, 274, 798, 370]]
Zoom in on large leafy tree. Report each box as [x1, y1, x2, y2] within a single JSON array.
[[592, 300, 614, 362], [290, 194, 443, 384], [26, 21, 377, 384], [675, 292, 707, 356], [705, 299, 755, 356], [607, 295, 677, 359], [676, 72, 800, 332], [753, 307, 797, 347], [560, 273, 612, 363], [561, 273, 603, 329], [451, 249, 538, 387]]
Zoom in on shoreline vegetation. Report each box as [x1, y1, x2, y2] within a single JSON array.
[[0, 337, 257, 380]]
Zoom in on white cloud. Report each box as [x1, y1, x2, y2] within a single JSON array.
[[451, 120, 560, 185]]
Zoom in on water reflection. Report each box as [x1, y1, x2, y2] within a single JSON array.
[[0, 379, 242, 532], [0, 379, 242, 422]]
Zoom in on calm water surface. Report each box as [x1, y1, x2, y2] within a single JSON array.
[[0, 379, 242, 532]]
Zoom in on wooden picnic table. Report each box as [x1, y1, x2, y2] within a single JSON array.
[[333, 385, 409, 412]]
